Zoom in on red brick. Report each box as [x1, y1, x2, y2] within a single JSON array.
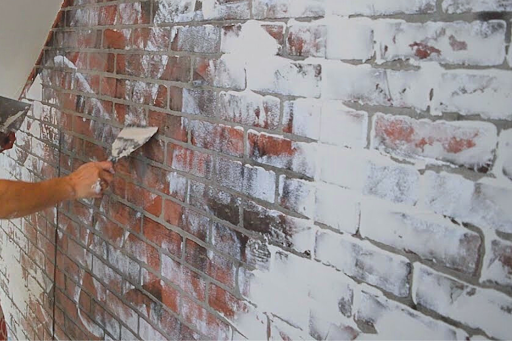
[[100, 77, 119, 97], [88, 52, 115, 72], [143, 216, 183, 257], [190, 120, 244, 157], [141, 138, 166, 164], [76, 30, 102, 49], [163, 171, 187, 202], [125, 233, 160, 272], [126, 182, 163, 217], [247, 130, 314, 177], [99, 5, 117, 26], [103, 29, 131, 49], [162, 254, 207, 302], [164, 200, 185, 227], [161, 281, 180, 313], [95, 215, 124, 248], [132, 27, 170, 51], [184, 239, 236, 288], [171, 25, 220, 54], [83, 140, 108, 161], [182, 297, 230, 340], [193, 56, 245, 90], [117, 2, 151, 25], [167, 143, 213, 178], [208, 283, 243, 319], [162, 56, 191, 82], [106, 199, 141, 231], [372, 113, 497, 171], [114, 103, 146, 125], [148, 111, 188, 142], [65, 51, 88, 69], [189, 181, 240, 225]]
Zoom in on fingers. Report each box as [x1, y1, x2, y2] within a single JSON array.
[[96, 161, 115, 174], [99, 170, 114, 185]]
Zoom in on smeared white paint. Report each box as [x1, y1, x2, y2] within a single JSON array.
[[413, 263, 512, 340], [326, 0, 436, 16], [92, 178, 102, 194], [493, 129, 512, 184], [356, 288, 468, 340], [480, 229, 512, 287], [443, 0, 512, 13]]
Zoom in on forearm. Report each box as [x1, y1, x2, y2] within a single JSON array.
[[0, 177, 75, 219]]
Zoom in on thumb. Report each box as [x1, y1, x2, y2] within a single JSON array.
[[97, 161, 115, 174]]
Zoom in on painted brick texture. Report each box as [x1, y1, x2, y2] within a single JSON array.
[[0, 0, 511, 340]]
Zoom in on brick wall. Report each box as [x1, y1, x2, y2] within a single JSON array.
[[0, 0, 511, 339]]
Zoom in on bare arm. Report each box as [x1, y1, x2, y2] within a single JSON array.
[[0, 161, 114, 219]]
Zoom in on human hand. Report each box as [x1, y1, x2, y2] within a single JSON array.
[[67, 161, 115, 199]]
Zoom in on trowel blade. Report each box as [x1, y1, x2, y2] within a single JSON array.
[[110, 126, 158, 162], [0, 96, 31, 133]]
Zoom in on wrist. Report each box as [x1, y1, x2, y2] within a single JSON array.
[[63, 175, 77, 200]]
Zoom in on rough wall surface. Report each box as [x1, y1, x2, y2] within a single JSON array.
[[1, 0, 512, 340]]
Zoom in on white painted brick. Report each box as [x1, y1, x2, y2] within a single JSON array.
[[443, 0, 512, 13], [283, 100, 368, 148], [371, 113, 498, 170], [322, 61, 429, 111], [221, 20, 285, 56], [215, 158, 276, 202], [325, 18, 374, 61], [375, 20, 506, 66], [248, 130, 317, 178], [481, 236, 512, 288], [216, 157, 244, 192], [356, 290, 468, 339], [252, 0, 325, 19], [283, 99, 322, 140], [328, 0, 436, 16], [413, 263, 512, 340], [196, 55, 246, 90], [218, 90, 281, 129], [320, 102, 368, 149], [360, 201, 481, 274], [315, 184, 360, 234], [424, 171, 512, 235], [171, 25, 220, 53], [434, 69, 512, 121], [269, 317, 311, 340], [363, 162, 420, 205], [494, 129, 512, 182], [317, 145, 368, 190], [247, 57, 321, 97], [278, 175, 315, 218], [288, 18, 374, 60], [243, 164, 276, 203], [315, 230, 411, 297], [309, 312, 360, 341]]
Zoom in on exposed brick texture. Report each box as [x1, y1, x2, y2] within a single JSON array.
[[0, 0, 511, 340]]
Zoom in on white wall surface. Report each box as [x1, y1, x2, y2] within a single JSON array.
[[0, 0, 63, 99]]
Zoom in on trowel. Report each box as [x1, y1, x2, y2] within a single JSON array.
[[0, 96, 31, 151], [0, 96, 31, 133], [108, 126, 159, 163], [92, 126, 158, 211]]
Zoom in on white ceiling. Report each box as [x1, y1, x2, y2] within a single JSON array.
[[0, 0, 63, 99]]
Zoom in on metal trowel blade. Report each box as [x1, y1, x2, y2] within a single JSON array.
[[0, 96, 31, 133], [110, 126, 158, 162]]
